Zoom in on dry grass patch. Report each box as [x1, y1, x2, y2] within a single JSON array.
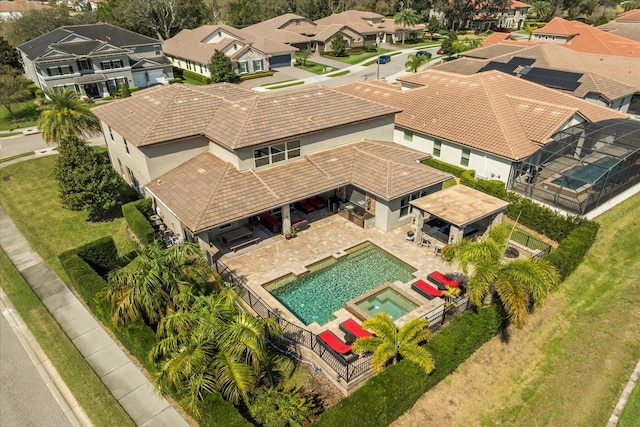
[[392, 193, 640, 426]]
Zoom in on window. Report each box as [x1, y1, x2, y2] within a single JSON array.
[[108, 126, 114, 141], [117, 158, 124, 175], [433, 140, 441, 157], [124, 138, 130, 155], [238, 61, 249, 74], [253, 59, 264, 72], [404, 130, 413, 142], [461, 148, 470, 167], [399, 188, 431, 217], [154, 45, 161, 56], [253, 140, 301, 167], [100, 59, 123, 70], [77, 59, 91, 71], [46, 65, 73, 76]]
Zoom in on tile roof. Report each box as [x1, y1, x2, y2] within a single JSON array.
[[146, 140, 450, 232], [162, 25, 297, 64], [92, 84, 401, 150], [243, 14, 316, 45], [531, 17, 640, 58], [337, 70, 626, 161], [598, 10, 640, 42], [444, 43, 640, 100], [0, 0, 50, 13], [315, 10, 424, 35]]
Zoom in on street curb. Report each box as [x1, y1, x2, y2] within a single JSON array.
[[607, 359, 640, 427], [0, 288, 93, 427]]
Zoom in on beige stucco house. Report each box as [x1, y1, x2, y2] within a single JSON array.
[[92, 83, 452, 255]]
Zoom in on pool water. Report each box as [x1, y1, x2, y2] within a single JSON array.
[[552, 157, 619, 191], [355, 288, 418, 320], [267, 243, 416, 325]]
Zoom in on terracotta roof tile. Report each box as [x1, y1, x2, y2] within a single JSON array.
[[244, 14, 316, 45], [146, 141, 450, 232], [93, 84, 400, 149], [339, 70, 626, 160]]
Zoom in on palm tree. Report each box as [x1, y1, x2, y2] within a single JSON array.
[[106, 242, 220, 328], [351, 312, 434, 374], [37, 87, 101, 143], [394, 8, 421, 44], [150, 294, 283, 416], [530, 1, 553, 21], [405, 53, 427, 72], [442, 223, 560, 328]]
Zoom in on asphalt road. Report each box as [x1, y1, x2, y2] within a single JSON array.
[[0, 313, 72, 427], [0, 133, 105, 158]]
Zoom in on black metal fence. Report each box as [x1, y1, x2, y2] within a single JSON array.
[[509, 229, 552, 258], [213, 258, 472, 383]]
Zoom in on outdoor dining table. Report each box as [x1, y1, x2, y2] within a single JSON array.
[[219, 226, 253, 246]]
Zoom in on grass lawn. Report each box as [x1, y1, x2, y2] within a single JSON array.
[[618, 376, 640, 426], [0, 155, 137, 283], [296, 61, 338, 74], [392, 193, 640, 426], [0, 99, 39, 131], [268, 81, 305, 90], [0, 249, 134, 427]]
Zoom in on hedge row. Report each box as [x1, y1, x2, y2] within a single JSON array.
[[59, 237, 248, 426], [239, 71, 275, 81], [315, 305, 504, 426], [424, 161, 587, 242], [183, 69, 211, 84], [422, 158, 468, 178], [545, 221, 599, 280], [122, 199, 155, 245]]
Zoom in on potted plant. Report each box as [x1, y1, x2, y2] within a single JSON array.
[[288, 225, 299, 238], [406, 227, 415, 241]]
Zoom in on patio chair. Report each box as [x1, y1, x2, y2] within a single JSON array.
[[427, 271, 464, 290], [418, 232, 431, 248], [318, 330, 352, 354], [296, 199, 316, 213], [339, 318, 374, 344], [309, 196, 326, 209], [411, 279, 445, 300]]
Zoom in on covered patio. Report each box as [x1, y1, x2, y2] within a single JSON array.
[[409, 185, 509, 245]]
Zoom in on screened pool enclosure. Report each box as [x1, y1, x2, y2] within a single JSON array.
[[509, 119, 640, 215]]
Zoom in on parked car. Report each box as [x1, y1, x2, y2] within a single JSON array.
[[377, 54, 391, 64], [495, 27, 512, 33], [416, 50, 432, 59], [436, 48, 444, 55]]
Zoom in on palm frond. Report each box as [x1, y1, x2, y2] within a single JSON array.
[[398, 344, 435, 374]]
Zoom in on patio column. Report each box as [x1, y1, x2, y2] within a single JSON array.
[[281, 204, 292, 235], [491, 212, 503, 227], [449, 225, 464, 244]]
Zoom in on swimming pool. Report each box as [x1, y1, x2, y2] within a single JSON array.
[[265, 243, 416, 325], [551, 157, 619, 191], [355, 287, 418, 320]]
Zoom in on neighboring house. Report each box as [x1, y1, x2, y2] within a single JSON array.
[[0, 0, 50, 18], [435, 43, 640, 115], [337, 71, 640, 217], [244, 10, 426, 55], [527, 17, 640, 58], [163, 25, 298, 77], [598, 9, 640, 42], [430, 0, 530, 31], [17, 23, 173, 98], [92, 83, 451, 251]]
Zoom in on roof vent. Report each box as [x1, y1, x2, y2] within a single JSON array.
[[197, 168, 207, 174]]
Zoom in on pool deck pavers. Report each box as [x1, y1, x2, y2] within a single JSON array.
[[0, 205, 190, 427], [223, 213, 457, 336]]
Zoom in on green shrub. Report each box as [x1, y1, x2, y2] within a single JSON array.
[[421, 158, 469, 177], [239, 71, 275, 81], [183, 69, 211, 84], [27, 83, 39, 96], [315, 306, 504, 426], [75, 237, 120, 275], [122, 199, 155, 245], [172, 67, 184, 79], [199, 393, 252, 427], [129, 86, 139, 93], [545, 221, 599, 280], [168, 78, 184, 84], [101, 95, 113, 100], [118, 180, 139, 203]]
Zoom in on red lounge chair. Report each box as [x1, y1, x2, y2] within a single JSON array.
[[318, 330, 352, 355], [411, 279, 444, 300], [339, 319, 374, 341], [297, 200, 315, 213], [309, 196, 326, 209], [427, 271, 464, 290]]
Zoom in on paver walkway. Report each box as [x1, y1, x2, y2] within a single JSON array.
[[0, 205, 190, 427]]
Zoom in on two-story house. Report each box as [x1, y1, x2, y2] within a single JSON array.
[[92, 83, 452, 251], [337, 70, 639, 217], [163, 25, 298, 78], [17, 23, 173, 98]]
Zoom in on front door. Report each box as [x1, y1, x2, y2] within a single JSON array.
[[84, 83, 100, 98]]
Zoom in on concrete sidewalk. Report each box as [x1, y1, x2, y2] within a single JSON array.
[[0, 205, 190, 427]]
